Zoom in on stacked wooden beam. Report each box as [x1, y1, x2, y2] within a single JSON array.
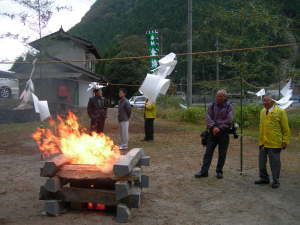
[[39, 148, 150, 223]]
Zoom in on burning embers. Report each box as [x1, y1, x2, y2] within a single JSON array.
[[34, 112, 150, 223], [32, 112, 121, 173]]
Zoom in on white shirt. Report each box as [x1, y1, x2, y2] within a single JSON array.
[[267, 105, 275, 114]]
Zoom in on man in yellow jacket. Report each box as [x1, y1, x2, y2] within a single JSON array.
[[143, 99, 157, 141], [255, 93, 290, 189]]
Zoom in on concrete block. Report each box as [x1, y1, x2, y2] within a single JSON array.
[[113, 148, 144, 176], [138, 156, 151, 167], [44, 200, 64, 216], [141, 175, 149, 188], [44, 177, 61, 193], [116, 203, 131, 223], [129, 187, 141, 208], [115, 181, 130, 200]]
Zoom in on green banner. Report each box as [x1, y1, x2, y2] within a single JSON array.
[[146, 30, 159, 72]]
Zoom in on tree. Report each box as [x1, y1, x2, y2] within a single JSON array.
[[0, 0, 71, 42], [97, 35, 149, 99]]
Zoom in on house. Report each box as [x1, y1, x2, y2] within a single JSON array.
[[12, 28, 106, 110]]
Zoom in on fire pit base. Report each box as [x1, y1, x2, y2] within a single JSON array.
[[39, 148, 150, 223]]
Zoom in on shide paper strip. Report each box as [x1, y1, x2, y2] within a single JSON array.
[[87, 82, 106, 92], [273, 79, 294, 109], [139, 53, 177, 103], [248, 79, 294, 109], [31, 93, 51, 121], [139, 74, 171, 103], [38, 101, 51, 121]]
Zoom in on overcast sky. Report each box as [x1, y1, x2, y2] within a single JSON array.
[[0, 0, 96, 71]]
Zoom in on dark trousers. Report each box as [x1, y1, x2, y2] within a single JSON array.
[[144, 118, 155, 140], [90, 118, 105, 133], [200, 131, 229, 174], [259, 147, 281, 183]]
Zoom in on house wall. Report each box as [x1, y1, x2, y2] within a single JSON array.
[[79, 82, 92, 107], [44, 40, 86, 69]]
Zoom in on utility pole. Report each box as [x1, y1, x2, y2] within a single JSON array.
[[187, 0, 193, 106], [216, 38, 220, 88]]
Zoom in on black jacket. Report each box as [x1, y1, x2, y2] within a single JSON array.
[[87, 96, 108, 120], [118, 98, 131, 122]]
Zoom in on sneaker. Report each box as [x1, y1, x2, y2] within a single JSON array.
[[271, 182, 280, 189], [254, 179, 270, 185], [194, 171, 208, 178], [216, 172, 223, 179], [119, 145, 128, 150]]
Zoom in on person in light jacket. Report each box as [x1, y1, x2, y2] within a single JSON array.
[[143, 99, 157, 141], [118, 88, 131, 150], [255, 93, 290, 189]]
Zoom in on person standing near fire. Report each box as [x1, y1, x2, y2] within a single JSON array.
[[87, 88, 108, 133], [58, 83, 70, 113], [118, 88, 132, 150], [195, 89, 233, 179], [143, 99, 157, 141], [254, 93, 290, 189]]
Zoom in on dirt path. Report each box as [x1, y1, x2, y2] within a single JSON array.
[[0, 109, 299, 225]]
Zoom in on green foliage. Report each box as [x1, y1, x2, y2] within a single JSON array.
[[157, 95, 184, 109], [69, 0, 298, 90], [235, 104, 262, 128], [180, 106, 205, 124], [288, 114, 300, 130]]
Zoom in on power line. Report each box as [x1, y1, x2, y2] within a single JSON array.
[[0, 42, 299, 65]]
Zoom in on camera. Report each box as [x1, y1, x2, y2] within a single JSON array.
[[229, 122, 239, 139]]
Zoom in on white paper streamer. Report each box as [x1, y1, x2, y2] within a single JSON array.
[[87, 82, 106, 92], [139, 53, 177, 103], [273, 79, 294, 109], [38, 101, 51, 121]]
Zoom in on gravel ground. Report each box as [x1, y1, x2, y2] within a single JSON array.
[[0, 108, 299, 225]]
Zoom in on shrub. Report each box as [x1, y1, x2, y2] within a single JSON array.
[[180, 106, 205, 124], [235, 104, 262, 128], [288, 114, 300, 130], [157, 95, 184, 109], [157, 108, 183, 121]]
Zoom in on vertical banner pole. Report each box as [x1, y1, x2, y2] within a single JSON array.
[[187, 0, 193, 106]]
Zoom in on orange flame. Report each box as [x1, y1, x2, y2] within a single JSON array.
[[32, 112, 120, 173]]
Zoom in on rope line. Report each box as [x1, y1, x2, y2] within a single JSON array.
[[1, 42, 299, 65]]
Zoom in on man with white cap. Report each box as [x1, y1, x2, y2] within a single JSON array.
[[255, 93, 290, 189]]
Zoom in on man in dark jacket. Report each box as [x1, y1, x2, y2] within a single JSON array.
[[87, 88, 108, 133], [195, 89, 233, 179], [118, 88, 131, 150]]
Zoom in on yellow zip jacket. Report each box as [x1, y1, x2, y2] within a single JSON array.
[[259, 105, 290, 148], [144, 102, 157, 119]]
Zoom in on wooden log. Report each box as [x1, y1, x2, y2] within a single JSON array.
[[56, 164, 138, 182], [115, 181, 129, 200], [113, 148, 144, 177], [57, 164, 114, 180], [70, 202, 83, 210], [44, 200, 65, 216], [61, 187, 116, 205], [138, 156, 151, 167], [69, 179, 115, 190], [44, 177, 61, 193], [40, 154, 71, 177], [116, 204, 131, 223]]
